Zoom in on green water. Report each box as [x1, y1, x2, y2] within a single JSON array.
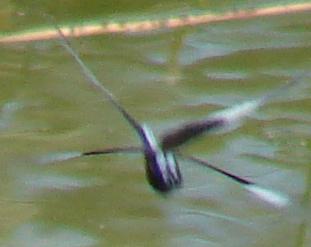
[[0, 1, 310, 246]]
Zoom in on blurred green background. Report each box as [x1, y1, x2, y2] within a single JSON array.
[[0, 1, 310, 246]]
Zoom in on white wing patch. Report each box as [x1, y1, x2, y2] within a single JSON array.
[[38, 151, 82, 165], [165, 152, 178, 179], [245, 184, 290, 208], [211, 99, 260, 125], [142, 124, 159, 151]]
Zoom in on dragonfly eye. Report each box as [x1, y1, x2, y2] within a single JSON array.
[[144, 150, 183, 193]]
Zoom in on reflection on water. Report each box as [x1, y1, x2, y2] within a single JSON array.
[[8, 223, 98, 247], [0, 101, 24, 131], [0, 4, 310, 247]]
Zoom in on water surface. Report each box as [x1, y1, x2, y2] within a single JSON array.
[[0, 1, 310, 246]]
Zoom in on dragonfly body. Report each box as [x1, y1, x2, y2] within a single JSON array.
[[142, 125, 182, 192], [51, 23, 298, 207]]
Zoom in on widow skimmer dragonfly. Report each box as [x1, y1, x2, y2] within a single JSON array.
[[44, 26, 301, 208]]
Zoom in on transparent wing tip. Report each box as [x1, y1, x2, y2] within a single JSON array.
[[245, 184, 290, 208], [37, 151, 82, 165], [211, 99, 260, 124]]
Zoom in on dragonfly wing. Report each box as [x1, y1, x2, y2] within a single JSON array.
[[179, 153, 290, 208], [38, 146, 141, 165], [160, 78, 301, 150], [160, 99, 260, 150], [160, 118, 224, 150]]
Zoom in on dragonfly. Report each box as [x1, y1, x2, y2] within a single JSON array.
[[46, 26, 300, 208]]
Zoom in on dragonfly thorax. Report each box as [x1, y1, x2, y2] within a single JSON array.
[[141, 125, 182, 193], [144, 149, 182, 193]]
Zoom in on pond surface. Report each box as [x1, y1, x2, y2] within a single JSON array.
[[0, 1, 310, 247]]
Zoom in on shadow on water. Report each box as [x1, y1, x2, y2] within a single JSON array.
[[0, 2, 310, 247]]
